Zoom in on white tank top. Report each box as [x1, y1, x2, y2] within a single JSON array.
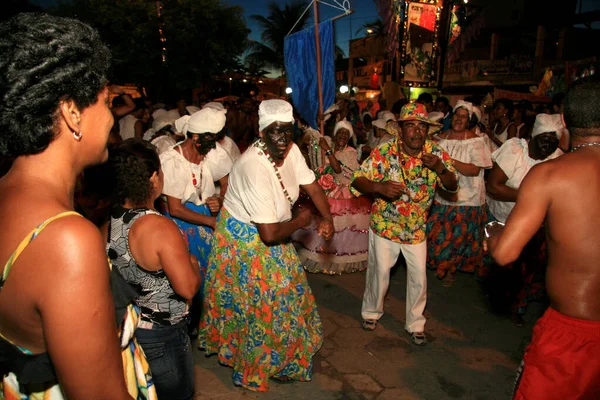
[[494, 122, 513, 144]]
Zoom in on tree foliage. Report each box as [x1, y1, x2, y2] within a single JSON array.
[[51, 0, 249, 99], [246, 1, 311, 74]]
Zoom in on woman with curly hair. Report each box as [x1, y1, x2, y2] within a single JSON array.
[[106, 139, 201, 400], [0, 13, 155, 399]]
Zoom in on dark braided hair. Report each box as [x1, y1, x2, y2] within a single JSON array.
[[109, 139, 160, 207], [0, 13, 111, 157]]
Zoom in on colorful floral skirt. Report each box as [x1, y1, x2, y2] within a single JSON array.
[[292, 185, 371, 274], [426, 202, 487, 278], [199, 208, 323, 392], [164, 202, 213, 272]]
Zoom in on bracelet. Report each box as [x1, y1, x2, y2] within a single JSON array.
[[325, 150, 333, 156]]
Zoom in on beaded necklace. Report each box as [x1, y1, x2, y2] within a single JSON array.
[[571, 142, 600, 152], [255, 140, 294, 207], [392, 142, 432, 203], [180, 144, 202, 189]]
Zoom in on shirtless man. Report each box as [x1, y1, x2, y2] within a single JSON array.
[[486, 76, 600, 400]]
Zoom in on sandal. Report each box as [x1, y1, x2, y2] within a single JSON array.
[[361, 319, 377, 331], [408, 331, 427, 346]]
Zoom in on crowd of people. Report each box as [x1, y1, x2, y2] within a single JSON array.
[[0, 12, 599, 400]]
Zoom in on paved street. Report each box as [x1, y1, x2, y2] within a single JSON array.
[[193, 264, 543, 400]]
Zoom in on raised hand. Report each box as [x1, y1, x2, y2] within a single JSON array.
[[421, 153, 443, 172]]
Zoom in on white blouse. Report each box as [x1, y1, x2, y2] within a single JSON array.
[[159, 142, 233, 206], [219, 136, 241, 163], [435, 136, 493, 206], [487, 138, 563, 222], [224, 143, 315, 225]]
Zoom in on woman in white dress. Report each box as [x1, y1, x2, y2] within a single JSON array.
[[159, 108, 233, 335]]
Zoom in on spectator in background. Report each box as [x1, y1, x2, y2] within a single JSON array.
[[513, 100, 533, 140], [391, 99, 409, 121], [417, 92, 434, 113], [119, 97, 149, 140], [435, 96, 452, 131], [109, 84, 135, 117], [488, 98, 516, 147]]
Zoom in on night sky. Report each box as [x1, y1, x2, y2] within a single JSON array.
[[29, 0, 380, 56]]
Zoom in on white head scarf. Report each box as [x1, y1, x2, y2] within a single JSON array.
[[258, 99, 294, 132], [333, 120, 354, 138], [427, 111, 445, 123], [453, 100, 474, 118], [381, 111, 396, 122], [174, 108, 226, 137], [186, 105, 200, 115], [372, 118, 388, 130], [203, 102, 227, 114], [152, 109, 174, 132], [531, 113, 564, 139]]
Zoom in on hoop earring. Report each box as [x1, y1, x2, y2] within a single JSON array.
[[73, 131, 82, 141]]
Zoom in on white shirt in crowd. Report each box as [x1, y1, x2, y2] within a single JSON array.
[[160, 142, 233, 206], [487, 137, 563, 223], [435, 136, 493, 207], [151, 135, 177, 155], [224, 143, 315, 225], [119, 114, 138, 141], [219, 136, 241, 163]]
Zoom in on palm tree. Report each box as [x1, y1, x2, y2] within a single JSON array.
[[356, 19, 385, 36], [246, 1, 311, 76]]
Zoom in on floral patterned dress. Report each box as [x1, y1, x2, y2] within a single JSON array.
[[199, 209, 323, 391]]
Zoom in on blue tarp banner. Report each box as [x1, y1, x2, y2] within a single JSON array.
[[284, 20, 335, 129]]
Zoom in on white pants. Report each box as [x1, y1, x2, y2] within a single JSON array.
[[361, 231, 427, 333]]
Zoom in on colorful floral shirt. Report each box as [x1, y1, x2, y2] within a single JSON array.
[[350, 138, 456, 244]]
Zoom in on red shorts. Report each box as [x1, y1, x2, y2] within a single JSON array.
[[514, 308, 600, 400]]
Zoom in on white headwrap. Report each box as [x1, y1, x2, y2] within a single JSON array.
[[186, 105, 200, 115], [381, 111, 396, 122], [372, 118, 388, 130], [427, 111, 445, 123], [531, 113, 564, 139], [453, 100, 473, 118], [258, 99, 294, 132], [203, 102, 227, 114], [151, 109, 174, 132], [333, 120, 354, 138], [167, 109, 181, 122], [360, 110, 372, 124], [174, 108, 226, 136]]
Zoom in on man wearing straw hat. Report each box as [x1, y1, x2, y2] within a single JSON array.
[[351, 103, 458, 345]]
